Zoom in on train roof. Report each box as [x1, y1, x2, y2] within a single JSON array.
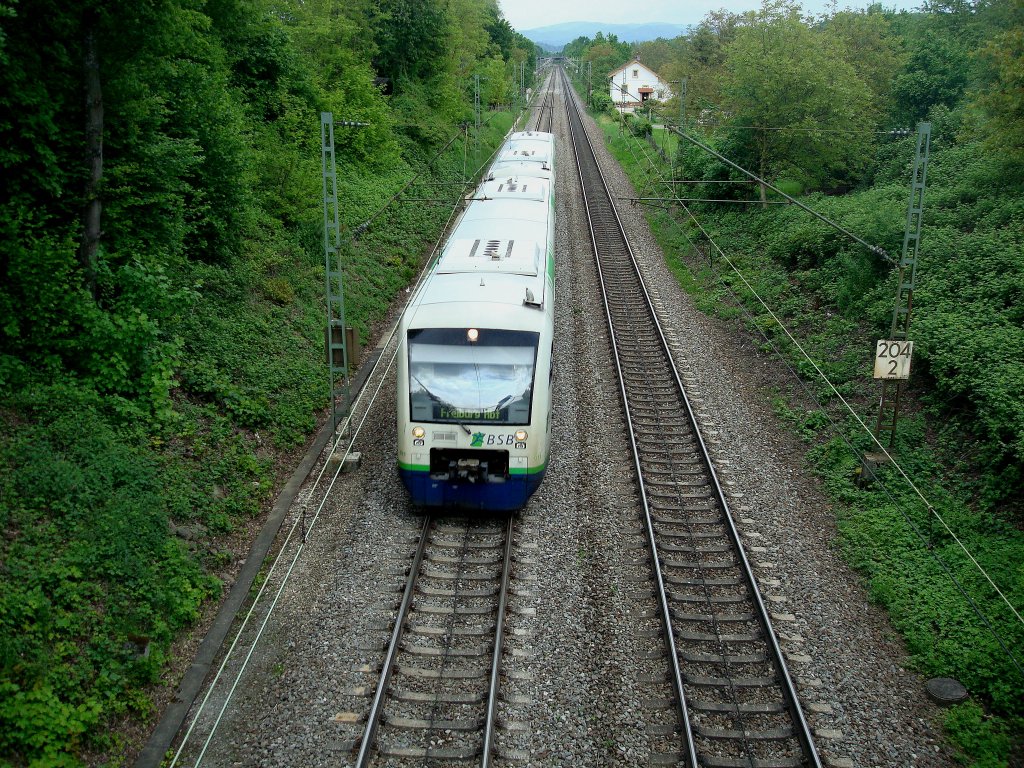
[[508, 130, 554, 143], [486, 132, 555, 182], [399, 130, 556, 335], [487, 160, 554, 182], [437, 238, 542, 277], [476, 177, 549, 202], [405, 238, 550, 332], [405, 291, 550, 333], [455, 185, 551, 244], [497, 139, 552, 167]]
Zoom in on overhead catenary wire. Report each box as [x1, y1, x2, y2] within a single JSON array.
[[672, 126, 895, 264], [718, 124, 912, 136], [628, 196, 791, 205], [347, 127, 466, 239], [347, 106, 517, 239], [581, 71, 1024, 670], [598, 76, 898, 262]]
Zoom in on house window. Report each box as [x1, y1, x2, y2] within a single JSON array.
[[632, 69, 638, 78]]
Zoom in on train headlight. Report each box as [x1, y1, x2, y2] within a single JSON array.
[[412, 426, 425, 439], [514, 429, 528, 442], [467, 328, 479, 343]]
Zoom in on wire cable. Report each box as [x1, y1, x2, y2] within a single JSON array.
[[597, 78, 897, 262]]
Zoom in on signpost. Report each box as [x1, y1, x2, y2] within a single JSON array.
[[873, 340, 914, 381], [866, 122, 930, 473]]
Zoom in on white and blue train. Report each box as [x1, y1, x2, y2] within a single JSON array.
[[396, 131, 556, 511]]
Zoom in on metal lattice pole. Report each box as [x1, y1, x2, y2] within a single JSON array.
[[474, 74, 481, 147], [321, 113, 349, 435], [679, 76, 687, 128], [873, 122, 931, 449]]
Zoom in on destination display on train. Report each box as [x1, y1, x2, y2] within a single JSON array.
[[436, 406, 507, 422]]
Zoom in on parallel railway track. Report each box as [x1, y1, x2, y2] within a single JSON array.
[[560, 67, 823, 768], [352, 515, 514, 767]]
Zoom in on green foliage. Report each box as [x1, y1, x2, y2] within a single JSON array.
[[624, 112, 653, 138], [972, 0, 1024, 163], [721, 1, 875, 189], [890, 24, 971, 124], [590, 89, 614, 114], [945, 701, 1014, 767], [563, 31, 634, 77], [824, 9, 905, 122], [371, 0, 452, 84], [0, 389, 219, 761], [0, 0, 528, 762]]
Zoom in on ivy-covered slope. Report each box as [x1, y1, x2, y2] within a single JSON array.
[[0, 0, 536, 763]]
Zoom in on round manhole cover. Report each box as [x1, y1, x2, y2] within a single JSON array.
[[926, 677, 968, 705]]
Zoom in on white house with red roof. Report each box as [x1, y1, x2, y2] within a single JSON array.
[[608, 56, 673, 113]]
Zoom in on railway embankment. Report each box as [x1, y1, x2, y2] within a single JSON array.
[[577, 87, 1024, 764]]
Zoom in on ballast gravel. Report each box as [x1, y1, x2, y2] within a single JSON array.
[[166, 73, 958, 768]]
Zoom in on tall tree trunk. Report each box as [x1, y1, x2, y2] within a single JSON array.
[[81, 14, 102, 300]]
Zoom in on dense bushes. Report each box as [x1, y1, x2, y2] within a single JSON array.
[[0, 390, 220, 761]]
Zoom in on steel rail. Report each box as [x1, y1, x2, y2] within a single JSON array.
[[481, 515, 515, 767], [354, 515, 432, 767], [561, 67, 698, 768], [560, 66, 823, 768]]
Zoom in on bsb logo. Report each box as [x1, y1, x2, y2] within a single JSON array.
[[470, 432, 520, 447]]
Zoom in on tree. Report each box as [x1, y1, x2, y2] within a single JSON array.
[[635, 36, 685, 75], [824, 8, 905, 125], [370, 0, 452, 85], [679, 10, 744, 122], [720, 0, 875, 193], [889, 24, 971, 124], [972, 0, 1024, 161]]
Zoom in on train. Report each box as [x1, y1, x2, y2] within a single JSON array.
[[396, 130, 556, 511]]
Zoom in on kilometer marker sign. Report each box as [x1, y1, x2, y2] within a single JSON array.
[[874, 339, 914, 380]]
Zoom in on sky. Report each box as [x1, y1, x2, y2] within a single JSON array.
[[498, 0, 923, 31]]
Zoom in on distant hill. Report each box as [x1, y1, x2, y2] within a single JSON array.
[[520, 21, 687, 50]]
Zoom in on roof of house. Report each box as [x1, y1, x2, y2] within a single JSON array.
[[608, 56, 665, 80]]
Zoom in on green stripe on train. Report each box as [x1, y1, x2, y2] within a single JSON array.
[[398, 460, 548, 475]]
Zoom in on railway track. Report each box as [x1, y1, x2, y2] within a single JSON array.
[[560, 67, 823, 768], [350, 515, 515, 766], [534, 74, 555, 133]]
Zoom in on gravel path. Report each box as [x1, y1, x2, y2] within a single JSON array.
[[169, 72, 957, 768]]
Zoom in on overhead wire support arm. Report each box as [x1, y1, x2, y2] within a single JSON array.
[[670, 126, 894, 263], [627, 196, 791, 205]]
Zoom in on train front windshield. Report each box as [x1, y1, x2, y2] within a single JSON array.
[[408, 328, 538, 426]]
